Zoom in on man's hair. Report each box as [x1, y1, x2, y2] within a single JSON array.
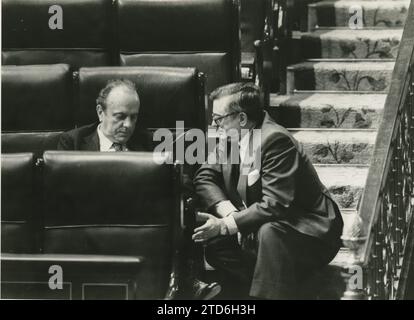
[[209, 82, 264, 123], [96, 79, 139, 110]]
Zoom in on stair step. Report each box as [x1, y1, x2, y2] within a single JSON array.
[[287, 60, 395, 92], [301, 28, 402, 59], [308, 0, 410, 29], [302, 247, 354, 299], [268, 92, 386, 129], [314, 164, 368, 209], [290, 129, 376, 164]]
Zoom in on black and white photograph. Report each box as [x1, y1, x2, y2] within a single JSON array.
[[1, 0, 413, 304]]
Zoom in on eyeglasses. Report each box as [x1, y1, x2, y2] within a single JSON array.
[[212, 112, 239, 126]]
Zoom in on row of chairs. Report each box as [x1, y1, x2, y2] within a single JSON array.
[[2, 151, 184, 299], [1, 0, 275, 299], [2, 64, 205, 147], [2, 64, 202, 298], [2, 0, 241, 95]]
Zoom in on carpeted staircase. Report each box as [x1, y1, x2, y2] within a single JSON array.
[[267, 0, 410, 299]]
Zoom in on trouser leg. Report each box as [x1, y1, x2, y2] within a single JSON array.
[[250, 222, 339, 299], [250, 223, 296, 299], [204, 222, 339, 299], [204, 235, 255, 299]]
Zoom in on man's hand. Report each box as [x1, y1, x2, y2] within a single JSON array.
[[192, 212, 226, 243]]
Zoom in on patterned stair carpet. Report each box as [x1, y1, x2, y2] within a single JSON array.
[[268, 0, 410, 298]]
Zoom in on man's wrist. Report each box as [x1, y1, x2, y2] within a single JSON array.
[[215, 200, 238, 218], [222, 215, 239, 235], [219, 219, 229, 236]]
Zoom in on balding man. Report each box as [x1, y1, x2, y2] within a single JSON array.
[[58, 79, 148, 151]]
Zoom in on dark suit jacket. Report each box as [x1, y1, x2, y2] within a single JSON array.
[[57, 122, 151, 151], [194, 111, 343, 246]]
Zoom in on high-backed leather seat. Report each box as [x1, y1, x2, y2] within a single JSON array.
[[1, 132, 62, 160], [76, 66, 205, 131], [2, 0, 113, 68], [1, 153, 38, 253], [116, 0, 240, 95], [1, 64, 73, 132], [41, 151, 179, 298], [1, 151, 183, 299]]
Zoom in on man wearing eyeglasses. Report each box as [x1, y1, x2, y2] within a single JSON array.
[[192, 83, 344, 299]]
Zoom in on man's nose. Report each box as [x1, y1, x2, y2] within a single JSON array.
[[123, 117, 134, 129]]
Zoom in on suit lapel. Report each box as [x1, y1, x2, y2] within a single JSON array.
[[82, 130, 100, 151]]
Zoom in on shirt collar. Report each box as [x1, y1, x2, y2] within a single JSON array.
[[97, 124, 116, 151], [239, 129, 251, 149]]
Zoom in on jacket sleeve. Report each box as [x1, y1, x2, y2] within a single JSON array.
[[232, 133, 300, 234], [193, 162, 229, 211]]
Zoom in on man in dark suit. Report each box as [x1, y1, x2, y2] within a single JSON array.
[[58, 79, 149, 151], [192, 83, 343, 299]]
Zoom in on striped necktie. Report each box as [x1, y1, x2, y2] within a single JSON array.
[[112, 143, 123, 152]]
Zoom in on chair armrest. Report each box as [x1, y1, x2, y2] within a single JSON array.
[[1, 253, 145, 299], [1, 253, 144, 271]]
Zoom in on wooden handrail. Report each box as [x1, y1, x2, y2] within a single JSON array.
[[345, 0, 414, 299]]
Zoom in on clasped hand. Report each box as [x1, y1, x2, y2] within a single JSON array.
[[192, 212, 224, 243]]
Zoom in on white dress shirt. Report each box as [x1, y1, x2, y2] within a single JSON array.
[[97, 125, 128, 152]]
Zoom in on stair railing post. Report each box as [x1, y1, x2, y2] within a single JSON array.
[[340, 213, 368, 300]]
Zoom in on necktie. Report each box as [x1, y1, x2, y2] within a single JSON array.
[[229, 155, 244, 210], [112, 143, 123, 152], [231, 162, 240, 189]]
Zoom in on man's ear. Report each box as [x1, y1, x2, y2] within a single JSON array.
[[239, 112, 248, 127], [96, 104, 104, 122]]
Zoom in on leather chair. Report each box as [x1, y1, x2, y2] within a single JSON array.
[[76, 66, 206, 132], [1, 153, 38, 254], [41, 151, 183, 299], [1, 151, 184, 299], [1, 64, 73, 132], [2, 0, 113, 69], [1, 132, 62, 160], [116, 0, 241, 123]]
